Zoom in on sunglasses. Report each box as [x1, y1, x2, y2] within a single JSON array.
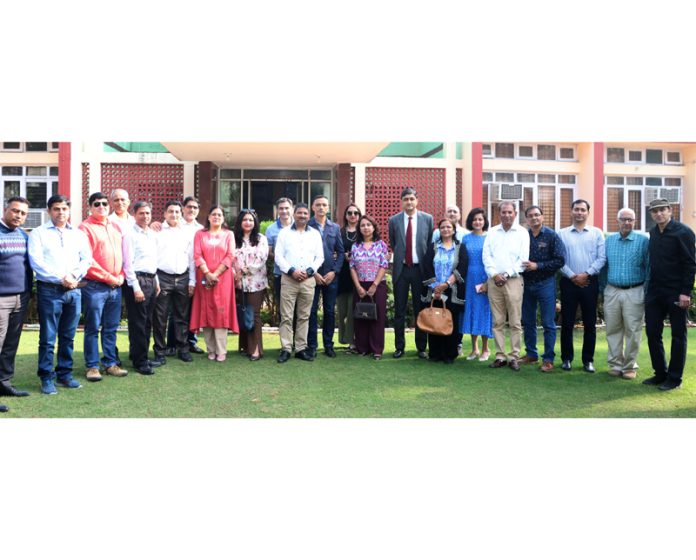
[[346, 210, 360, 216], [92, 201, 109, 207], [241, 208, 256, 214]]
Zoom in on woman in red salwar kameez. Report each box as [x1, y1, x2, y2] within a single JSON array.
[[189, 206, 239, 361]]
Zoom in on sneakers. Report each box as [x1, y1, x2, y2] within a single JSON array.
[[56, 376, 82, 389], [41, 377, 58, 395], [105, 365, 128, 377], [85, 368, 103, 382]]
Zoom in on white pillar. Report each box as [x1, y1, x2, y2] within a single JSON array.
[[354, 164, 366, 212], [183, 162, 196, 197]]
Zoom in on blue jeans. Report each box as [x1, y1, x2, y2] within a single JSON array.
[[308, 278, 339, 351], [522, 276, 557, 362], [37, 283, 81, 380], [82, 280, 122, 369]]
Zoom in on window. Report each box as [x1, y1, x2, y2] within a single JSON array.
[[558, 175, 576, 184], [2, 166, 23, 176], [49, 142, 60, 152], [606, 176, 624, 185], [537, 185, 556, 230], [537, 174, 555, 183], [537, 145, 556, 160], [517, 173, 535, 183], [646, 149, 662, 164], [517, 145, 534, 158], [482, 144, 492, 157], [26, 142, 48, 152], [495, 172, 514, 182], [1, 142, 21, 151], [607, 147, 625, 163], [626, 177, 643, 185], [482, 172, 493, 182], [628, 150, 643, 163], [606, 188, 623, 233], [495, 143, 514, 158], [628, 191, 642, 230], [559, 146, 575, 160], [1, 165, 55, 227], [666, 151, 682, 164]]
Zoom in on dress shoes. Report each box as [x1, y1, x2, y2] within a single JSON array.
[[152, 354, 166, 366], [0, 383, 30, 397], [418, 351, 428, 359], [519, 355, 539, 365], [508, 359, 521, 372], [295, 350, 314, 361], [583, 362, 596, 373], [489, 358, 508, 369], [305, 348, 317, 359], [105, 365, 128, 377], [540, 361, 554, 373], [393, 349, 404, 359], [249, 354, 262, 362], [642, 375, 666, 386], [0, 403, 8, 413], [148, 359, 163, 369], [135, 364, 155, 375], [177, 351, 193, 363], [621, 369, 637, 380], [324, 348, 337, 358], [608, 368, 622, 377], [164, 347, 177, 357], [561, 360, 572, 371], [277, 350, 291, 363], [188, 344, 205, 355], [658, 379, 681, 391]]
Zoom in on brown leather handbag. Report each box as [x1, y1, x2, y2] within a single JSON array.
[[416, 299, 453, 336]]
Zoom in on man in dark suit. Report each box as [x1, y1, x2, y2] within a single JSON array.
[[388, 187, 434, 358]]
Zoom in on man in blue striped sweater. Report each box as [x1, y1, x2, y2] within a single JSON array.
[[0, 196, 32, 411]]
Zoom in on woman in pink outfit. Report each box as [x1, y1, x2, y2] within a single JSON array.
[[189, 206, 239, 361]]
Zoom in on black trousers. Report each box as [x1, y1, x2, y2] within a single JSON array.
[[645, 292, 688, 383], [393, 265, 427, 352], [153, 270, 191, 355], [124, 274, 157, 368], [560, 276, 598, 364], [0, 292, 29, 385]]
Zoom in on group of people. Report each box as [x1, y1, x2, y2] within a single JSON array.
[[0, 185, 694, 413]]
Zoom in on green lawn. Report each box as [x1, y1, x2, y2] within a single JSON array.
[[3, 329, 696, 418]]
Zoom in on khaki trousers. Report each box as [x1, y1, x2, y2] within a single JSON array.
[[279, 275, 316, 352], [487, 276, 524, 360], [203, 327, 229, 356], [604, 284, 644, 372]]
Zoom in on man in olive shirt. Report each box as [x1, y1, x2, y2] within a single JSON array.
[[642, 198, 696, 391]]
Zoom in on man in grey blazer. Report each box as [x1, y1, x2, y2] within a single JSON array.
[[388, 187, 434, 358]]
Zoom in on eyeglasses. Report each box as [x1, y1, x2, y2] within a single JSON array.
[[346, 211, 360, 216], [92, 201, 109, 207], [185, 205, 199, 210], [112, 198, 128, 203], [619, 218, 635, 222], [241, 208, 256, 214]]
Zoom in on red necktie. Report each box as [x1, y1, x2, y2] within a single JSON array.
[[405, 216, 413, 266]]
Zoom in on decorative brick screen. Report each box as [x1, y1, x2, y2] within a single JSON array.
[[100, 163, 184, 221], [81, 163, 90, 219], [364, 167, 446, 246]]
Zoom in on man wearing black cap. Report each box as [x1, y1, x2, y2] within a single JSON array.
[[643, 198, 696, 391]]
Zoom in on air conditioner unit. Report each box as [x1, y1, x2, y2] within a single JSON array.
[[660, 187, 680, 203], [644, 187, 659, 204], [24, 210, 44, 230], [500, 183, 523, 200]]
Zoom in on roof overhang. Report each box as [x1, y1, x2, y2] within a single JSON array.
[[161, 142, 389, 168]]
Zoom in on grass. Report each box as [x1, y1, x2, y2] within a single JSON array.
[[3, 328, 696, 418]]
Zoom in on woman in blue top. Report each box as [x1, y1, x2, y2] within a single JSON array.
[[420, 218, 468, 364], [459, 208, 493, 361]]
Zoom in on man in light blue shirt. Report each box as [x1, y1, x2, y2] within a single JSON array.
[[28, 195, 92, 395], [600, 208, 648, 380], [557, 199, 606, 373]]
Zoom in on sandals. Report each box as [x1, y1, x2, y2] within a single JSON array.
[[466, 351, 480, 360], [479, 351, 490, 361]]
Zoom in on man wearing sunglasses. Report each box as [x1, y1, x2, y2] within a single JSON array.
[[78, 192, 128, 382]]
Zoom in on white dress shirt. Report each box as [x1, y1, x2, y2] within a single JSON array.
[[109, 212, 136, 231], [274, 224, 324, 274], [482, 223, 530, 278], [402, 212, 419, 264], [156, 223, 196, 286], [122, 223, 159, 292]]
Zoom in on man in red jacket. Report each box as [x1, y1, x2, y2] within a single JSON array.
[[78, 192, 128, 382]]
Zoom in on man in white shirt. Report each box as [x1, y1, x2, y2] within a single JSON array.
[[482, 201, 530, 371], [123, 201, 161, 375], [274, 203, 324, 363], [164, 196, 205, 355], [152, 201, 196, 363], [108, 188, 136, 230]]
